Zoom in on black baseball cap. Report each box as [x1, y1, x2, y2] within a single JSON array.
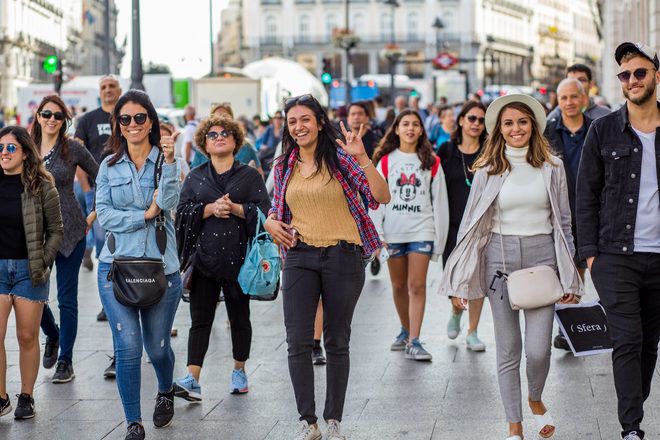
[[615, 42, 659, 69]]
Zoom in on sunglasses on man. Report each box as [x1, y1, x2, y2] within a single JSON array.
[[616, 68, 654, 83], [206, 130, 232, 140], [39, 110, 65, 121], [0, 143, 20, 154], [118, 113, 149, 126]]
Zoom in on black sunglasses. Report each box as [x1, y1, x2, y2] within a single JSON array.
[[617, 68, 652, 83], [39, 110, 65, 121], [284, 94, 315, 112], [118, 113, 149, 126], [466, 115, 485, 124], [206, 130, 231, 140], [0, 143, 19, 154]]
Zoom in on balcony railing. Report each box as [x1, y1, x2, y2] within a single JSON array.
[[260, 36, 283, 46]]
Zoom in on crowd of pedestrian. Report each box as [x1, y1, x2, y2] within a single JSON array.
[[0, 41, 658, 440]]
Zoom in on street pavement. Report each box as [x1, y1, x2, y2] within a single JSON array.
[[1, 259, 659, 440]]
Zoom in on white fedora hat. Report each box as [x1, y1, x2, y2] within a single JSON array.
[[485, 93, 547, 135]]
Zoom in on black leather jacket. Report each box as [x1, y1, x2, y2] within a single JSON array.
[[576, 102, 660, 260]]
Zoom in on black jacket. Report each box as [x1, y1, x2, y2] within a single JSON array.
[[176, 161, 270, 281], [576, 102, 660, 260]]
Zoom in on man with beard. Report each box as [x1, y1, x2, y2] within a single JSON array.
[[577, 42, 660, 440]]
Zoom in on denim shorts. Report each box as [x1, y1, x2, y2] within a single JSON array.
[[0, 259, 50, 302], [387, 241, 434, 257]]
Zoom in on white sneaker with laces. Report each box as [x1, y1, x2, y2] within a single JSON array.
[[623, 432, 643, 440], [326, 420, 346, 440], [294, 421, 322, 440]]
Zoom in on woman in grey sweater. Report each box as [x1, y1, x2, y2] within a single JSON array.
[[31, 95, 99, 384]]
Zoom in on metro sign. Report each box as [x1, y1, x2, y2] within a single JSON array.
[[433, 52, 458, 70]]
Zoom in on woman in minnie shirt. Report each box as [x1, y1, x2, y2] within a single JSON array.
[[371, 109, 449, 362]]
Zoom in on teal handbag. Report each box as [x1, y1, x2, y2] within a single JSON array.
[[238, 210, 281, 298]]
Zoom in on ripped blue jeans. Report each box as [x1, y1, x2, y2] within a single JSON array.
[[97, 262, 181, 423]]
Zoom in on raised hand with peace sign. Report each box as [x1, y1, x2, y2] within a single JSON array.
[[335, 121, 368, 160]]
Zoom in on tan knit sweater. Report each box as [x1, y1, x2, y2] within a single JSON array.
[[285, 164, 362, 247]]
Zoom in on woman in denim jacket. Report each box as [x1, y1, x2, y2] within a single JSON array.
[[95, 90, 181, 440]]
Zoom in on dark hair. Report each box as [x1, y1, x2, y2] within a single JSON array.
[[30, 95, 72, 161], [0, 125, 54, 195], [347, 101, 369, 116], [450, 101, 488, 146], [372, 109, 435, 170], [107, 90, 161, 166], [277, 95, 344, 180], [567, 63, 593, 81]]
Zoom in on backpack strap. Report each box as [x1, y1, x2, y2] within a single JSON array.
[[381, 153, 389, 182]]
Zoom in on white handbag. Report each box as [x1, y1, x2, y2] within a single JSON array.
[[496, 200, 564, 310]]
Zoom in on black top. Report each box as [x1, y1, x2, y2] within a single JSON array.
[[438, 140, 482, 262], [0, 174, 28, 259], [75, 107, 112, 163], [176, 161, 271, 284]]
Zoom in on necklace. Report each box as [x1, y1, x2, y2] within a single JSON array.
[[459, 147, 473, 188]]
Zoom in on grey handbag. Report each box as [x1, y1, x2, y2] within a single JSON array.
[[496, 199, 564, 310]]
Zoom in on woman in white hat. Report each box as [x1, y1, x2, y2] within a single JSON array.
[[439, 94, 582, 439]]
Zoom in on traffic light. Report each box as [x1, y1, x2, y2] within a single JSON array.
[[321, 58, 332, 84], [43, 55, 58, 74]]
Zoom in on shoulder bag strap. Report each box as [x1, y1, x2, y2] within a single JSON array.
[[154, 152, 167, 256], [496, 197, 507, 275]]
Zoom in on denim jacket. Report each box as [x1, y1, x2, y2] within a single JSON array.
[[96, 146, 181, 275]]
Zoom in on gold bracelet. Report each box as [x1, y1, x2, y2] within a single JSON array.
[[359, 161, 373, 170]]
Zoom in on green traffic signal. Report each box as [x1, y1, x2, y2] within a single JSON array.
[[43, 55, 58, 74], [321, 72, 332, 84]]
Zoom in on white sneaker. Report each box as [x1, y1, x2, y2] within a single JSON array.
[[326, 420, 346, 440], [294, 421, 322, 440], [623, 432, 643, 440]]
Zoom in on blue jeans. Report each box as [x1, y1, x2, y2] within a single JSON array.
[[97, 262, 181, 423], [40, 238, 86, 363]]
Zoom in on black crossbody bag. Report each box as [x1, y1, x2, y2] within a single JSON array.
[[107, 153, 168, 309]]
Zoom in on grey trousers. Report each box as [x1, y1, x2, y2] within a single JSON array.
[[484, 233, 557, 423]]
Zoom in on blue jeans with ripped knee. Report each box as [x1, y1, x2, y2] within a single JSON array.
[[97, 262, 181, 423]]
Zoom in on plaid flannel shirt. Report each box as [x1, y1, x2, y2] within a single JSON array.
[[268, 147, 381, 259]]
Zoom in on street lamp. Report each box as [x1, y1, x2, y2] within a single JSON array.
[[130, 0, 144, 90], [382, 0, 400, 105], [431, 17, 444, 55]]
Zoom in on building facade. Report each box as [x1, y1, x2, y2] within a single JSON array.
[[218, 0, 602, 103], [78, 0, 123, 75]]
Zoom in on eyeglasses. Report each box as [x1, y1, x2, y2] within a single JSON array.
[[617, 68, 652, 83], [118, 113, 149, 126], [284, 94, 315, 112], [39, 110, 65, 121], [206, 130, 231, 140], [0, 143, 19, 154], [466, 115, 485, 124]]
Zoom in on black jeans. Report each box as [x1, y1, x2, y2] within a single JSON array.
[[187, 268, 252, 365], [591, 252, 660, 438], [283, 242, 365, 424]]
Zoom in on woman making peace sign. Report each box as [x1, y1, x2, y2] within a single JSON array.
[[265, 94, 389, 440]]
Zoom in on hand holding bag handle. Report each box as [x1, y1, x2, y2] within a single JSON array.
[[496, 197, 564, 310]]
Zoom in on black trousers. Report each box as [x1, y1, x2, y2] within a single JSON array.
[[282, 242, 365, 424], [591, 252, 660, 438], [187, 268, 252, 366]]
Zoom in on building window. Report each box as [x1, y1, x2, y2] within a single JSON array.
[[352, 13, 365, 37], [299, 14, 311, 43], [265, 15, 277, 41], [380, 12, 392, 42], [407, 12, 419, 41], [326, 14, 337, 38]]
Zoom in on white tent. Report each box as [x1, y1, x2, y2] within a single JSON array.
[[242, 57, 329, 116]]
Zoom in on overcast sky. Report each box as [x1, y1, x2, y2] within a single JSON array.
[[115, 0, 228, 78]]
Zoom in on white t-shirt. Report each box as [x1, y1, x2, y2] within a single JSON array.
[[182, 120, 198, 163], [632, 127, 660, 253]]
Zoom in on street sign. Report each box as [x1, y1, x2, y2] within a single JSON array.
[[432, 52, 458, 70]]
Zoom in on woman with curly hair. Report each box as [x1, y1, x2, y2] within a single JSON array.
[[173, 115, 270, 402], [30, 95, 99, 383], [0, 125, 63, 420], [371, 109, 449, 361]]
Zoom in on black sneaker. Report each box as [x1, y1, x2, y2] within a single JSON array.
[[0, 393, 11, 417], [14, 393, 34, 419], [370, 257, 381, 276], [104, 356, 116, 379], [125, 422, 145, 440], [42, 337, 59, 369], [52, 360, 75, 383], [153, 389, 174, 428], [97, 308, 108, 322], [312, 346, 326, 365], [553, 334, 571, 351]]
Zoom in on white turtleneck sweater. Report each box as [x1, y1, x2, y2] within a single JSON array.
[[491, 145, 553, 236]]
